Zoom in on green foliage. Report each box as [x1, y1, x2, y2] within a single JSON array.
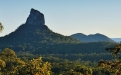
[[19, 57, 51, 75], [0, 48, 51, 75], [106, 44, 121, 58]]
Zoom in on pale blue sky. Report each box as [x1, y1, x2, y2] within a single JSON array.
[[0, 0, 121, 38]]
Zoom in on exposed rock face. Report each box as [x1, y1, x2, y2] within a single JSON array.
[[26, 8, 45, 25]]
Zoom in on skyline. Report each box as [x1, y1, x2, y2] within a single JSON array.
[[0, 0, 121, 38]]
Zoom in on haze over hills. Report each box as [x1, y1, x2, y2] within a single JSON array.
[[71, 33, 115, 42], [0, 8, 117, 54], [111, 38, 121, 42]]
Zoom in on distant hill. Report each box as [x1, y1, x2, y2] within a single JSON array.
[[71, 33, 115, 42], [111, 38, 121, 42]]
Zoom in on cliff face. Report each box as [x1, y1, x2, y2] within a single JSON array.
[[26, 8, 45, 25]]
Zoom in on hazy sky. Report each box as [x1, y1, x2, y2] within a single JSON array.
[[0, 0, 121, 38]]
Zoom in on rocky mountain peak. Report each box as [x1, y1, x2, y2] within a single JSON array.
[[26, 8, 45, 25]]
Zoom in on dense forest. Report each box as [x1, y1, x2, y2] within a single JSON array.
[[0, 41, 117, 54], [1, 46, 121, 75]]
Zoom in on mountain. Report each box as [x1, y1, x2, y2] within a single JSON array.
[[0, 8, 80, 44], [0, 8, 116, 54], [111, 38, 121, 42], [71, 33, 115, 42]]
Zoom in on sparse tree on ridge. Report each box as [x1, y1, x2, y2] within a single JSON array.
[[0, 22, 4, 32]]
